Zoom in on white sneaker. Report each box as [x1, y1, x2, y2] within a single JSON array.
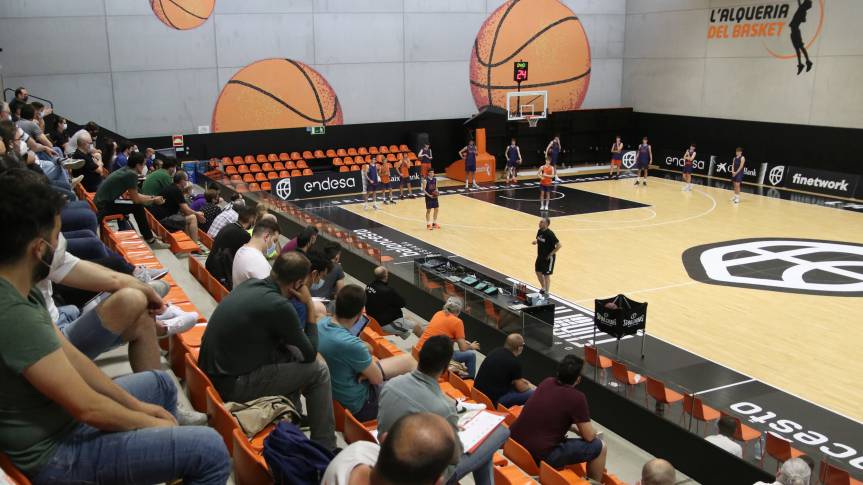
[[472, 183, 481, 189], [70, 175, 84, 187], [62, 158, 86, 170], [363, 204, 369, 210], [134, 265, 168, 282], [733, 196, 740, 204], [373, 203, 379, 210], [176, 406, 207, 426], [158, 312, 199, 336], [156, 304, 186, 321]]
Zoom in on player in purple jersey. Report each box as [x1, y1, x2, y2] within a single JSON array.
[[730, 147, 746, 204], [635, 136, 652, 186], [682, 143, 696, 191], [424, 168, 440, 230], [459, 140, 480, 190]]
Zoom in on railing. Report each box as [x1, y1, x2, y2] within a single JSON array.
[[2, 88, 53, 108]]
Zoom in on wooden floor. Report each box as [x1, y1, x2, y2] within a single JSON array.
[[344, 176, 863, 422]]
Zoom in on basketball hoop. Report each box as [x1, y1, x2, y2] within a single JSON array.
[[525, 115, 539, 128]]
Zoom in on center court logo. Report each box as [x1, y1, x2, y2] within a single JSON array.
[[768, 165, 785, 186], [622, 151, 637, 169], [682, 238, 863, 296], [275, 178, 292, 200]]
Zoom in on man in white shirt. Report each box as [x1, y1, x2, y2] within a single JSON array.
[[322, 412, 457, 485], [705, 415, 743, 458], [753, 457, 811, 485], [232, 218, 280, 287]]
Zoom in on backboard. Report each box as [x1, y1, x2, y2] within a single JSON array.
[[506, 90, 548, 122]]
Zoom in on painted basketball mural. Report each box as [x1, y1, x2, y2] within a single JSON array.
[[150, 0, 215, 30], [470, 0, 591, 113], [212, 59, 343, 133]]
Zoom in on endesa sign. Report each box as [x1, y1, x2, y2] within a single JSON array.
[[658, 149, 711, 176], [271, 167, 422, 201], [767, 165, 860, 198]]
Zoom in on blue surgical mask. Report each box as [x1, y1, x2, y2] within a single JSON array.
[[310, 278, 325, 291], [266, 242, 277, 256]]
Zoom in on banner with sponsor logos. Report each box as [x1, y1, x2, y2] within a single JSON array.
[[763, 165, 860, 198], [271, 167, 422, 201], [657, 149, 712, 176], [593, 294, 647, 340], [711, 155, 760, 183]]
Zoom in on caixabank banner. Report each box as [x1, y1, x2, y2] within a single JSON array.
[[712, 155, 760, 183], [763, 164, 860, 198], [271, 167, 422, 200]]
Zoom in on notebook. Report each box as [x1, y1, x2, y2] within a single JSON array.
[[457, 410, 506, 453]]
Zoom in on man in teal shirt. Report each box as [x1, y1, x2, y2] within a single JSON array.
[[317, 285, 415, 422]]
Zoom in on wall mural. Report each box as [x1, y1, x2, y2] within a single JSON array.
[[149, 0, 215, 30]]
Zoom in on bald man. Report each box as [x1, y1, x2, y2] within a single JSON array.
[[365, 266, 425, 338], [638, 459, 675, 485], [322, 412, 457, 485], [473, 333, 535, 407]]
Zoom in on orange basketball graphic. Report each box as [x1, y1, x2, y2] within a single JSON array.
[[150, 0, 214, 30], [470, 0, 591, 113], [212, 58, 344, 133]]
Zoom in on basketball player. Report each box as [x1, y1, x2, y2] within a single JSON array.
[[367, 159, 380, 210], [459, 139, 480, 190], [609, 135, 623, 179], [545, 135, 564, 182], [424, 167, 440, 230], [538, 156, 555, 211], [532, 217, 560, 297], [730, 147, 746, 204], [378, 154, 395, 204], [505, 138, 522, 185], [635, 136, 652, 186], [395, 152, 413, 199], [682, 143, 696, 191], [361, 162, 374, 210], [419, 142, 433, 185]]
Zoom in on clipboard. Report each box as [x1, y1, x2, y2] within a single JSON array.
[[457, 410, 506, 453]]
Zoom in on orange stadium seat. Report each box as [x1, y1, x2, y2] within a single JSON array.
[[351, 165, 361, 171], [261, 181, 271, 191], [313, 150, 325, 158], [249, 164, 261, 173], [225, 166, 237, 175], [369, 146, 379, 154], [720, 411, 761, 458], [229, 175, 241, 183], [763, 432, 805, 471], [336, 148, 347, 157], [610, 360, 644, 397], [504, 438, 540, 476], [347, 147, 358, 156], [236, 184, 248, 193], [333, 158, 343, 166], [358, 147, 368, 155], [244, 155, 255, 164], [399, 144, 409, 152], [682, 394, 720, 435], [645, 377, 684, 416], [262, 162, 273, 172], [343, 156, 353, 165], [242, 174, 254, 183], [407, 152, 418, 160], [255, 173, 266, 182], [540, 461, 590, 485], [291, 151, 302, 161], [255, 154, 266, 163], [283, 161, 295, 170], [820, 460, 863, 485], [291, 169, 302, 177], [185, 353, 214, 412], [379, 145, 389, 154], [267, 154, 278, 162], [278, 152, 290, 161], [233, 156, 243, 164], [339, 166, 349, 172], [273, 161, 285, 171], [296, 160, 308, 169], [303, 150, 314, 159], [221, 156, 232, 165], [278, 170, 290, 178], [231, 429, 273, 485], [389, 145, 399, 153], [344, 411, 378, 445], [248, 182, 261, 192], [325, 149, 336, 157], [584, 345, 612, 382], [386, 154, 397, 162], [302, 168, 312, 176], [237, 165, 249, 174]]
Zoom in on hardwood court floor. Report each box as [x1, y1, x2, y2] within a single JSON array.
[[345, 176, 863, 422]]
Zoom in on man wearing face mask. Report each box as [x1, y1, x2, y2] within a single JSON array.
[[231, 218, 280, 287], [8, 87, 28, 120], [148, 171, 205, 244], [199, 251, 338, 452]]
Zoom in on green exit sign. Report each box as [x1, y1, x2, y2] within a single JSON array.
[[309, 126, 325, 135]]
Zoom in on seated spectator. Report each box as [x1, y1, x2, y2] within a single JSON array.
[[0, 173, 230, 484], [322, 412, 457, 485], [292, 249, 331, 328], [16, 104, 59, 158], [639, 459, 676, 485], [318, 285, 416, 421], [70, 131, 104, 193], [281, 225, 318, 255], [414, 297, 479, 378], [8, 86, 28, 119], [474, 333, 535, 407], [705, 416, 743, 458], [141, 157, 177, 196], [199, 252, 337, 451], [232, 218, 280, 287], [509, 355, 607, 482], [111, 140, 133, 171], [753, 457, 811, 485], [200, 187, 223, 231], [311, 242, 345, 300], [44, 114, 69, 150], [93, 152, 167, 248], [144, 147, 157, 171], [65, 121, 101, 157], [365, 266, 424, 339], [205, 204, 256, 288], [149, 171, 205, 243], [206, 193, 244, 237], [29, 102, 51, 134], [378, 335, 509, 485]]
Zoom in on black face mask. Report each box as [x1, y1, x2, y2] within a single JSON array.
[[33, 239, 54, 282]]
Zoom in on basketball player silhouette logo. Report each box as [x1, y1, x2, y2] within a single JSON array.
[[790, 0, 814, 74], [275, 178, 292, 200]]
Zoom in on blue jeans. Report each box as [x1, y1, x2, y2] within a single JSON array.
[[544, 437, 604, 469], [38, 158, 77, 200], [448, 423, 509, 485], [30, 371, 230, 485], [453, 349, 477, 379], [63, 229, 110, 260], [61, 205, 98, 234], [497, 388, 534, 407]]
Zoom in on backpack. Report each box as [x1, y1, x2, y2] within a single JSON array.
[[263, 421, 334, 485]]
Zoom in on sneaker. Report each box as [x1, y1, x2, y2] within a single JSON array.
[[62, 158, 85, 170], [432, 223, 440, 229], [427, 224, 433, 230], [733, 197, 740, 204], [134, 265, 168, 282], [148, 280, 171, 299], [156, 304, 185, 321], [70, 175, 84, 187], [389, 199, 396, 204], [176, 406, 207, 426], [472, 183, 480, 189], [634, 179, 640, 186], [373, 204, 380, 210], [643, 180, 647, 186], [363, 204, 369, 210], [146, 238, 170, 250], [158, 312, 199, 336]]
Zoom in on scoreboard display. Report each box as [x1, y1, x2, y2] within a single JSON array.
[[513, 61, 528, 83]]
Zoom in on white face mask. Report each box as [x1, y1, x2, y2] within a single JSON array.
[[59, 123, 67, 132], [18, 140, 28, 156]]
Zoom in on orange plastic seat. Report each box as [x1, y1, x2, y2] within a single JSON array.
[[408, 152, 418, 160], [237, 165, 249, 174], [261, 181, 271, 191], [584, 345, 612, 382], [719, 411, 762, 458], [449, 372, 473, 396], [229, 174, 241, 182], [347, 147, 358, 156], [249, 164, 261, 173], [278, 152, 290, 161], [221, 156, 232, 165], [540, 461, 590, 485], [820, 460, 863, 485], [504, 438, 540, 476], [242, 174, 255, 183], [471, 387, 494, 409], [379, 145, 389, 154], [185, 353, 214, 412], [261, 162, 273, 172], [336, 148, 347, 157], [273, 161, 285, 171], [610, 360, 645, 397], [325, 149, 336, 157], [290, 151, 301, 161], [291, 169, 302, 177], [495, 464, 539, 485], [762, 432, 805, 471], [282, 161, 294, 170], [267, 171, 279, 180], [351, 165, 361, 171], [344, 410, 378, 444], [236, 183, 248, 193], [225, 166, 237, 175], [278, 170, 290, 178], [253, 154, 263, 163], [388, 145, 399, 153], [248, 183, 261, 192], [244, 155, 255, 164], [296, 160, 308, 169], [303, 150, 314, 159], [682, 394, 721, 435], [645, 376, 684, 414], [255, 173, 267, 182], [399, 144, 409, 152], [339, 166, 349, 172], [232, 429, 273, 485], [233, 156, 243, 164], [333, 157, 343, 166], [343, 156, 353, 165], [358, 147, 369, 155], [302, 168, 313, 176], [386, 153, 397, 162]]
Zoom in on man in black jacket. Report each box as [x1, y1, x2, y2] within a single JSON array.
[[365, 266, 424, 339], [205, 205, 256, 289]]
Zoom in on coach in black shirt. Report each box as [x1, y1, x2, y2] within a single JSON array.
[[205, 204, 256, 288], [532, 216, 560, 297], [474, 333, 535, 407], [365, 266, 425, 339]]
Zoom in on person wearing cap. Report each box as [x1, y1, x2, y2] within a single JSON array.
[[413, 297, 480, 379]]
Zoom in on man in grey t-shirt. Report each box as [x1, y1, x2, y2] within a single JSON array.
[[311, 243, 345, 300]]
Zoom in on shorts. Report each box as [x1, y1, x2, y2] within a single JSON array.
[[421, 163, 432, 177], [352, 378, 383, 422], [683, 164, 693, 174], [399, 172, 410, 183], [57, 304, 124, 360], [540, 184, 553, 193], [732, 172, 744, 183], [465, 163, 476, 173], [506, 163, 518, 170], [543, 438, 604, 469], [637, 158, 650, 169], [161, 214, 186, 232], [425, 197, 439, 209], [610, 158, 621, 167], [535, 254, 555, 275], [382, 317, 426, 340], [380, 181, 390, 189]]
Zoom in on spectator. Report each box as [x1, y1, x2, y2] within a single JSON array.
[[111, 140, 133, 171], [322, 412, 457, 485], [474, 333, 535, 407], [365, 266, 424, 339], [149, 171, 205, 243], [509, 355, 607, 482], [0, 173, 230, 484], [93, 152, 167, 248], [205, 204, 256, 288], [318, 285, 416, 421], [141, 157, 177, 196], [639, 459, 676, 485], [200, 187, 223, 231], [705, 416, 743, 458], [206, 193, 245, 237], [232, 218, 280, 287], [16, 104, 58, 157], [199, 251, 337, 451], [754, 457, 811, 485], [378, 335, 509, 485], [29, 101, 51, 133], [281, 225, 318, 254], [311, 242, 345, 300], [70, 131, 104, 192], [413, 297, 479, 378], [1, 102, 11, 122], [45, 115, 69, 149], [65, 121, 101, 156], [292, 249, 331, 327], [8, 86, 28, 118], [101, 138, 117, 171]]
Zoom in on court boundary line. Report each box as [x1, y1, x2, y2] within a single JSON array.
[[693, 379, 757, 396]]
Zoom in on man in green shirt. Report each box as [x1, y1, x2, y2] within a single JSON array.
[[141, 157, 177, 196], [199, 251, 338, 451], [0, 172, 229, 484], [94, 152, 167, 247]]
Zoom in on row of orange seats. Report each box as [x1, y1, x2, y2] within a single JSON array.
[[220, 144, 412, 167], [223, 160, 309, 175], [333, 152, 418, 166], [226, 168, 313, 184]]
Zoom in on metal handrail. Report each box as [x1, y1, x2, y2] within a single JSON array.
[[2, 88, 54, 108]]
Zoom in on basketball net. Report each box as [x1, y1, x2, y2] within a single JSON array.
[[525, 115, 539, 128]]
